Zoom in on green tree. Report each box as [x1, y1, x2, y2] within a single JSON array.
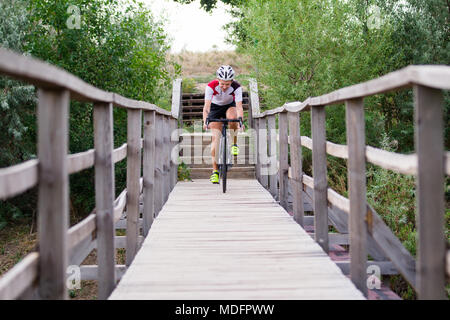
[[382, 0, 450, 149], [226, 0, 449, 299], [24, 0, 177, 217], [0, 0, 38, 229], [0, 0, 178, 228], [173, 0, 242, 12]]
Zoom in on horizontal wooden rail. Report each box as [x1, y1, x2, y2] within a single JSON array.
[[0, 140, 146, 201], [0, 47, 180, 300], [0, 252, 39, 300], [68, 150, 95, 174], [289, 169, 417, 289], [68, 214, 96, 252], [0, 48, 173, 117], [0, 159, 38, 200], [299, 136, 450, 176], [254, 65, 450, 119], [66, 179, 142, 279], [113, 143, 128, 163], [80, 265, 127, 281]]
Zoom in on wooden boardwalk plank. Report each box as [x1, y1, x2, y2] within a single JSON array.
[[109, 179, 364, 300]]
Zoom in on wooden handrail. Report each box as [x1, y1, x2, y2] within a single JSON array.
[[0, 159, 38, 200], [0, 47, 180, 299], [253, 66, 449, 299], [0, 48, 173, 117], [1, 47, 448, 300], [288, 170, 418, 289], [254, 65, 450, 118], [298, 136, 450, 176]]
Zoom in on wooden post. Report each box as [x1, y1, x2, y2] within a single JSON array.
[[143, 110, 156, 237], [163, 116, 170, 203], [249, 79, 260, 129], [170, 119, 179, 190], [345, 98, 367, 296], [258, 117, 269, 189], [37, 89, 70, 300], [278, 112, 289, 210], [255, 118, 260, 183], [93, 102, 116, 299], [168, 119, 173, 192], [126, 109, 142, 266], [268, 115, 278, 198], [171, 79, 183, 127], [288, 111, 304, 227], [154, 114, 163, 217], [414, 85, 446, 299], [311, 106, 328, 253]]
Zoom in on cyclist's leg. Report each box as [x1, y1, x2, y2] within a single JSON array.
[[207, 103, 225, 174], [209, 121, 222, 172], [226, 106, 239, 147]]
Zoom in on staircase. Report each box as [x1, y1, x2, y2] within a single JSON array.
[[179, 91, 255, 180]]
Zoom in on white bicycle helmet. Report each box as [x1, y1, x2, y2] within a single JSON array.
[[216, 65, 235, 81]]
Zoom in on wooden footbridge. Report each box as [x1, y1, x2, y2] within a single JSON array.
[[0, 48, 449, 300]]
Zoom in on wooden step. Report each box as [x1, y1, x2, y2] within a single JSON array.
[[180, 135, 253, 147], [179, 155, 256, 167], [189, 166, 255, 179], [182, 104, 250, 111], [182, 92, 249, 99], [183, 98, 249, 105], [183, 109, 249, 118], [179, 144, 254, 155]]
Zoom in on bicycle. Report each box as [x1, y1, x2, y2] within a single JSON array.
[[205, 117, 243, 193]]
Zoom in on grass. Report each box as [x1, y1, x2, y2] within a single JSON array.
[[169, 50, 254, 94], [169, 49, 253, 78], [0, 222, 37, 276], [0, 217, 130, 300]]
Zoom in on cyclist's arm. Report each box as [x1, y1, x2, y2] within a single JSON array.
[[236, 100, 244, 119], [203, 99, 211, 124], [234, 85, 244, 122], [204, 84, 214, 125]]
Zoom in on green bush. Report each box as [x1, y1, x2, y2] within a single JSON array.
[[182, 77, 197, 93], [178, 161, 192, 181]]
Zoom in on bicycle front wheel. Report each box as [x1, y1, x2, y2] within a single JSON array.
[[221, 135, 227, 193]]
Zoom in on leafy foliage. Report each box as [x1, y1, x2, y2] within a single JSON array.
[[0, 0, 38, 228], [220, 0, 449, 299], [0, 0, 179, 228], [231, 0, 449, 150], [177, 162, 192, 181], [173, 0, 242, 12]]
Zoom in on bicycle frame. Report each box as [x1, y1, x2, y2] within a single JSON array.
[[206, 118, 242, 193]]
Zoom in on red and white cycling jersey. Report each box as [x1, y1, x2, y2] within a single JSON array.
[[205, 79, 243, 106]]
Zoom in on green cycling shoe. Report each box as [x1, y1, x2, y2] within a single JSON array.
[[231, 144, 239, 156], [210, 170, 219, 184]]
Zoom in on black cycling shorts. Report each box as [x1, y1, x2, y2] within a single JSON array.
[[207, 102, 236, 121]]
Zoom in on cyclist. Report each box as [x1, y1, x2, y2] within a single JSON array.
[[203, 65, 245, 184]]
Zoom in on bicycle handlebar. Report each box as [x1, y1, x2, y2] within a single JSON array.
[[206, 118, 241, 123]]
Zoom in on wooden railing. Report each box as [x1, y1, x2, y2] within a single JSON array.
[[252, 65, 450, 299], [0, 45, 448, 300], [0, 48, 182, 299]]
